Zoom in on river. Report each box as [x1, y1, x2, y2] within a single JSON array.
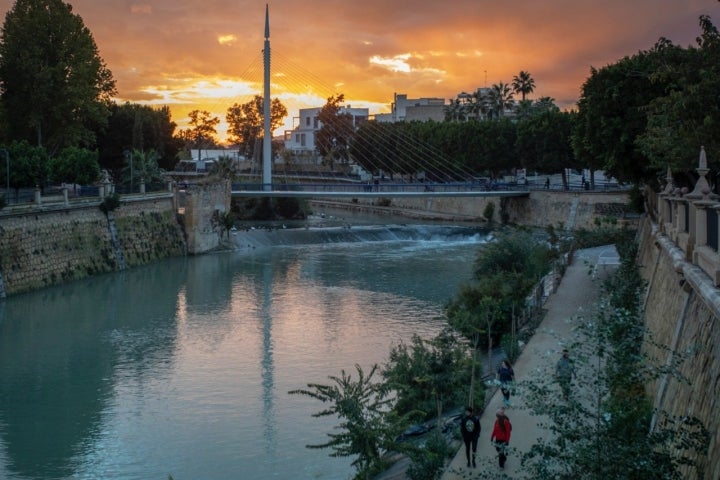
[[0, 214, 489, 480]]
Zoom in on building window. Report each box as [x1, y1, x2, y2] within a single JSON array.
[[305, 116, 310, 126], [313, 117, 319, 129], [300, 133, 306, 147]]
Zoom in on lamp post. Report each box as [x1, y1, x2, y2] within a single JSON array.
[[0, 148, 9, 198], [123, 149, 134, 193]]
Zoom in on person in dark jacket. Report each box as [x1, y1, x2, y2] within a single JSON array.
[[555, 349, 575, 399], [491, 407, 512, 468], [496, 359, 515, 407], [460, 406, 481, 468]]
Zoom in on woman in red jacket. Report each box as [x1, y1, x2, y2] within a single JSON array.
[[490, 407, 512, 468]]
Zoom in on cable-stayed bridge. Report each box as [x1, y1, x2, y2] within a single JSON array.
[[207, 7, 530, 200]]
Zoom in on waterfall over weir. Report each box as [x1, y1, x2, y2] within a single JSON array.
[[231, 224, 490, 249]]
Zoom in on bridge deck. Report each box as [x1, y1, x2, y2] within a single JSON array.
[[230, 182, 530, 198]]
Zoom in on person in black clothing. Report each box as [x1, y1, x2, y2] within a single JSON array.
[[460, 406, 481, 468], [496, 359, 515, 407]]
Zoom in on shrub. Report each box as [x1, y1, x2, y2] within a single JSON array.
[[406, 431, 452, 480], [99, 193, 120, 214], [483, 201, 495, 223]]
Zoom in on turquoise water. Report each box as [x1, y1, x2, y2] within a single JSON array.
[[0, 225, 487, 479]]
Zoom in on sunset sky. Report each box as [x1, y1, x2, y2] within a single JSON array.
[[0, 0, 716, 143]]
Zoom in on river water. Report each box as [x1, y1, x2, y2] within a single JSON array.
[[0, 215, 489, 480]]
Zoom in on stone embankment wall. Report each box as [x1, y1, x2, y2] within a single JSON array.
[[322, 190, 632, 230], [637, 216, 719, 479], [183, 180, 230, 254], [0, 195, 185, 297]]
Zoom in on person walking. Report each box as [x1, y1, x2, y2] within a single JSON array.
[[490, 407, 512, 468], [496, 359, 515, 407], [555, 349, 575, 399], [460, 406, 481, 468]]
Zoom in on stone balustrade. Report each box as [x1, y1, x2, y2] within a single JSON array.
[[653, 146, 720, 285]]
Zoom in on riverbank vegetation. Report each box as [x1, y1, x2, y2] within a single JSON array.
[[289, 218, 651, 480], [515, 236, 710, 480], [288, 228, 558, 479]]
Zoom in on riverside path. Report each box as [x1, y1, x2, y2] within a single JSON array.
[[439, 245, 620, 480]]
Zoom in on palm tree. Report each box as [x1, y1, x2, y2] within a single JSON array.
[[469, 89, 492, 120], [444, 98, 466, 122], [512, 70, 536, 101], [488, 82, 515, 118]]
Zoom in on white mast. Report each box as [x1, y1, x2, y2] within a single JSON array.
[[262, 4, 272, 190]]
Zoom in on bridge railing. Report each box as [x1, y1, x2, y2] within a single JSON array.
[[231, 182, 528, 193]]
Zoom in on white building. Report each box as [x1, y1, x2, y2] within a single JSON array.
[[284, 106, 369, 154], [375, 93, 447, 123]]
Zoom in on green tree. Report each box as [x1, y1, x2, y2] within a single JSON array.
[[447, 231, 552, 357], [446, 294, 501, 407], [0, 0, 116, 155], [636, 16, 720, 175], [571, 42, 674, 184], [382, 330, 469, 425], [122, 149, 164, 190], [517, 110, 577, 188], [49, 147, 100, 185], [2, 140, 49, 196], [512, 70, 536, 101], [95, 103, 181, 177], [316, 94, 356, 166], [185, 110, 219, 164], [226, 95, 288, 159], [289, 364, 405, 480], [208, 155, 237, 180]]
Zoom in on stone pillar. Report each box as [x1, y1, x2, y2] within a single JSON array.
[[62, 187, 69, 206], [694, 203, 709, 248], [34, 185, 41, 205], [140, 177, 146, 194]]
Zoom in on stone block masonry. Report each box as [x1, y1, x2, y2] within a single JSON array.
[[0, 196, 186, 297], [638, 216, 720, 479], [320, 190, 634, 230]]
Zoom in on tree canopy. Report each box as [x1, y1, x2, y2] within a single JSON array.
[[226, 95, 287, 159], [0, 0, 116, 155]]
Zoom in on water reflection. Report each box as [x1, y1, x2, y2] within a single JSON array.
[[0, 227, 487, 479], [0, 260, 188, 479], [260, 261, 277, 458]]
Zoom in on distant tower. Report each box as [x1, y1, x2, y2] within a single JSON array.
[[262, 4, 272, 190]]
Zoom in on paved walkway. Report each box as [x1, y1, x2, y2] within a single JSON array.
[[440, 245, 619, 479]]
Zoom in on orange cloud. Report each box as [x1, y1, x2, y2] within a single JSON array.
[[0, 0, 712, 143]]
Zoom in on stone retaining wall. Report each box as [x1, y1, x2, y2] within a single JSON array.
[[0, 195, 185, 297], [637, 216, 719, 479], [325, 190, 633, 230]]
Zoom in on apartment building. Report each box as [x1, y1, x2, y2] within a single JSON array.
[[284, 106, 369, 154], [375, 93, 447, 123]]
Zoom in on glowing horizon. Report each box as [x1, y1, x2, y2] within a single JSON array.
[[0, 0, 711, 144]]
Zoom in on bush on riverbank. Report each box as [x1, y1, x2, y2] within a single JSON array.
[[519, 236, 709, 479]]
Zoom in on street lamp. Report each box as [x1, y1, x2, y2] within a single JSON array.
[[123, 149, 134, 193], [0, 148, 9, 198]]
